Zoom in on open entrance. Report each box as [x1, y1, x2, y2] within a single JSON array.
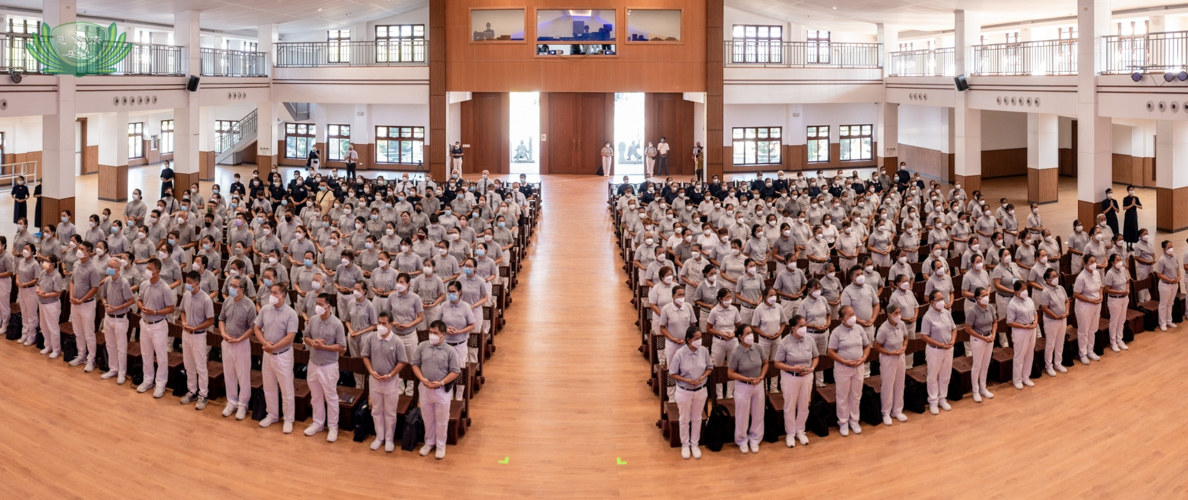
[[613, 92, 644, 176], [509, 92, 540, 174]]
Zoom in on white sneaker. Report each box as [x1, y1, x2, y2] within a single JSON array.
[[101, 370, 117, 380], [304, 424, 324, 436], [222, 403, 236, 417], [740, 444, 749, 454], [137, 382, 153, 393], [797, 432, 809, 445], [1056, 365, 1068, 373], [404, 382, 414, 397], [84, 362, 95, 373], [455, 388, 464, 401], [370, 438, 383, 450], [435, 447, 446, 460], [195, 397, 207, 410], [385, 441, 395, 453], [117, 374, 126, 385], [259, 415, 277, 428], [1046, 367, 1057, 377], [883, 415, 893, 426], [1120, 341, 1129, 351], [973, 392, 982, 403], [981, 390, 994, 399], [68, 356, 84, 366], [785, 435, 795, 448], [1023, 379, 1035, 387], [48, 351, 60, 359], [1110, 344, 1120, 352], [420, 444, 434, 456], [749, 442, 759, 454], [39, 347, 50, 355], [681, 446, 691, 459], [839, 425, 850, 437], [1089, 353, 1101, 361], [1080, 356, 1091, 365], [939, 401, 952, 411], [850, 422, 861, 435], [1161, 324, 1168, 332], [929, 404, 939, 415], [180, 392, 195, 405], [236, 406, 248, 420], [152, 387, 166, 398], [691, 446, 702, 459], [282, 421, 293, 434], [1170, 323, 1179, 329], [1014, 381, 1024, 390], [327, 428, 338, 443], [894, 413, 908, 422], [23, 337, 34, 346]]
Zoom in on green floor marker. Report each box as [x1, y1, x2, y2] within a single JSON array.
[[498, 456, 510, 464], [616, 457, 627, 465]]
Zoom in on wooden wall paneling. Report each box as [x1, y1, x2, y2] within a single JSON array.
[[898, 143, 950, 182], [84, 145, 98, 175], [501, 92, 511, 175], [980, 148, 1027, 179], [705, 0, 724, 181], [580, 93, 607, 174], [648, 93, 694, 176], [1112, 154, 1134, 186], [539, 93, 550, 174], [461, 92, 504, 174], [1027, 168, 1059, 204], [98, 164, 128, 202], [1143, 157, 1154, 188], [145, 139, 160, 166], [1157, 187, 1188, 232], [429, 0, 447, 180]]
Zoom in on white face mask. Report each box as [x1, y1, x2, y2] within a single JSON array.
[[315, 305, 327, 316], [1087, 263, 1097, 271], [843, 316, 856, 327], [811, 290, 821, 299], [853, 275, 865, 286], [662, 275, 673, 285], [933, 301, 944, 311], [898, 256, 907, 264], [429, 333, 443, 345], [747, 267, 757, 276], [673, 297, 684, 308], [690, 339, 702, 350], [766, 296, 777, 306], [269, 295, 280, 306], [740, 333, 752, 346], [1049, 278, 1059, 286], [1167, 247, 1175, 256], [974, 262, 984, 271], [1018, 290, 1029, 300]]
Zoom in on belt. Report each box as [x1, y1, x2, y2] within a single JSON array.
[[397, 330, 416, 336], [678, 384, 706, 391], [19, 284, 33, 289], [80, 298, 95, 304], [741, 304, 756, 310], [447, 340, 466, 346], [145, 318, 166, 325], [108, 313, 127, 319], [269, 348, 291, 355], [782, 370, 806, 376], [190, 329, 206, 335], [997, 293, 1013, 298]]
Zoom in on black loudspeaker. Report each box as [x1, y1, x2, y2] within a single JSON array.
[[954, 74, 969, 91], [187, 76, 200, 92]]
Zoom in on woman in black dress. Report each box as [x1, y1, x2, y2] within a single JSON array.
[[11, 175, 28, 223], [1101, 187, 1120, 238], [32, 181, 42, 228], [1122, 185, 1142, 250]]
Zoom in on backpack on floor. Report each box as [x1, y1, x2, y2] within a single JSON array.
[[400, 407, 424, 451], [903, 378, 927, 414], [762, 397, 785, 443], [5, 313, 20, 340], [353, 401, 375, 443], [859, 385, 882, 426], [703, 404, 732, 452], [807, 399, 831, 437], [946, 368, 963, 401]]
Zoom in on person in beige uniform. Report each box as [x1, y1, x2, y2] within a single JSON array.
[[179, 271, 216, 410], [1102, 254, 1130, 352], [873, 304, 909, 424], [1154, 240, 1180, 332], [100, 257, 135, 384], [773, 315, 818, 447], [727, 324, 767, 454], [412, 321, 461, 460], [1038, 268, 1070, 377], [362, 311, 409, 453], [218, 276, 257, 420], [1072, 255, 1103, 364], [828, 305, 870, 437], [964, 287, 997, 403], [601, 142, 614, 177], [304, 294, 347, 442], [36, 255, 64, 358], [1005, 280, 1038, 390], [920, 290, 957, 415]]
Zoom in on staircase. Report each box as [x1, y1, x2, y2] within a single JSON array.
[[215, 109, 258, 165], [284, 102, 310, 121]]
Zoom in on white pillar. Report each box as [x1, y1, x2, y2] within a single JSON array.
[[954, 10, 981, 191], [41, 0, 77, 207], [1027, 113, 1059, 203], [1076, 0, 1112, 226], [1155, 120, 1188, 231], [877, 102, 899, 176], [353, 103, 369, 169], [258, 24, 278, 69], [877, 23, 898, 79], [256, 101, 276, 168], [98, 111, 129, 167], [174, 11, 202, 179]]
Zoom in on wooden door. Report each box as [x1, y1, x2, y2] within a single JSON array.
[[547, 93, 581, 174], [579, 93, 608, 174], [646, 93, 695, 176], [461, 92, 508, 174]]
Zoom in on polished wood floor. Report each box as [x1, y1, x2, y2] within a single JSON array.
[[2, 170, 1188, 497]]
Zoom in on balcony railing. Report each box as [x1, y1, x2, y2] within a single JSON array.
[[888, 47, 954, 76], [0, 33, 184, 75], [1102, 30, 1188, 74], [200, 48, 268, 77], [970, 40, 1077, 76], [275, 40, 428, 67], [724, 40, 882, 68]]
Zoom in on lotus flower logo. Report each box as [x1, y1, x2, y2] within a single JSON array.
[[26, 22, 132, 76]]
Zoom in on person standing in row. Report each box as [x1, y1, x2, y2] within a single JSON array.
[[254, 283, 299, 434], [15, 243, 39, 347], [669, 326, 711, 460], [964, 287, 996, 403], [412, 320, 461, 460], [218, 276, 256, 420], [828, 305, 870, 437], [920, 290, 957, 415], [179, 271, 215, 410], [136, 259, 174, 398], [644, 142, 657, 178], [1006, 281, 1038, 390], [100, 257, 135, 384], [345, 145, 359, 181], [36, 255, 64, 358], [600, 142, 614, 177], [656, 137, 670, 176], [362, 311, 408, 452], [67, 242, 102, 372], [450, 142, 464, 175], [1155, 240, 1180, 332], [727, 324, 766, 454], [1122, 186, 1142, 251], [11, 176, 28, 224], [159, 160, 175, 199], [1038, 268, 1070, 377], [873, 304, 909, 425], [1102, 254, 1130, 352], [304, 293, 347, 442], [692, 142, 704, 181], [773, 315, 817, 447], [1073, 255, 1103, 365]]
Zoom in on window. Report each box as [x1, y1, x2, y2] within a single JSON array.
[[160, 120, 174, 154], [375, 126, 424, 164], [285, 123, 316, 159], [731, 127, 781, 165], [129, 123, 144, 159], [1116, 20, 1149, 36], [807, 30, 830, 64], [8, 17, 39, 34], [807, 126, 829, 163], [731, 25, 782, 63], [839, 125, 872, 161], [8, 18, 39, 71], [327, 29, 351, 63], [215, 120, 240, 153], [327, 124, 351, 161], [375, 25, 425, 63]]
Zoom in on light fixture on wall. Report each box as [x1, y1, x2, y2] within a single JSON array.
[[1165, 72, 1177, 82], [1132, 72, 1144, 82], [9, 71, 21, 84], [1179, 71, 1188, 81]]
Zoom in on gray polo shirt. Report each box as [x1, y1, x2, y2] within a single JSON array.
[[658, 302, 696, 339], [828, 323, 869, 361], [411, 340, 462, 382], [219, 296, 258, 340], [306, 313, 347, 365], [706, 304, 741, 334], [920, 308, 956, 344], [71, 258, 103, 300], [750, 302, 786, 337], [361, 331, 408, 374], [966, 302, 995, 336], [254, 303, 299, 350], [774, 333, 819, 368], [387, 290, 424, 335], [1006, 296, 1036, 328], [669, 346, 711, 389], [138, 278, 173, 322], [180, 291, 215, 333], [1039, 284, 1069, 317], [1073, 270, 1102, 301], [104, 275, 134, 315], [411, 274, 446, 304], [728, 343, 764, 378], [440, 299, 476, 344], [335, 263, 365, 291], [840, 284, 877, 321], [1103, 268, 1129, 297], [37, 269, 63, 305], [875, 319, 908, 352], [1156, 254, 1180, 282]]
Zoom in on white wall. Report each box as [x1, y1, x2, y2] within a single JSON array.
[[724, 7, 797, 41], [898, 104, 950, 153], [1112, 123, 1133, 155], [980, 110, 1027, 150], [0, 116, 43, 154], [278, 103, 429, 145]]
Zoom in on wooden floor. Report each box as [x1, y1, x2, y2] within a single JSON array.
[[2, 171, 1188, 497]]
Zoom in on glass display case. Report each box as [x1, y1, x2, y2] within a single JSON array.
[[471, 9, 526, 42], [626, 9, 681, 42]]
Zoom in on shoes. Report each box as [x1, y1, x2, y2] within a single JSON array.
[[1056, 365, 1068, 373], [48, 351, 60, 359], [749, 442, 759, 454], [883, 415, 893, 426], [681, 446, 691, 459], [797, 432, 809, 445], [785, 435, 795, 448], [929, 404, 939, 415], [180, 392, 195, 405], [850, 422, 861, 435], [385, 441, 395, 453], [1023, 379, 1035, 387], [1014, 381, 1024, 390], [370, 438, 383, 451], [740, 444, 749, 454], [195, 397, 207, 410], [691, 446, 701, 459], [236, 406, 248, 420], [894, 413, 908, 422], [1088, 353, 1101, 361], [259, 415, 277, 428], [327, 428, 338, 443], [435, 447, 446, 460], [420, 444, 434, 456], [1170, 323, 1179, 329], [68, 356, 84, 366], [23, 337, 35, 346], [939, 401, 952, 411], [222, 403, 236, 417], [455, 389, 464, 401], [981, 389, 994, 399], [305, 424, 324, 436], [1110, 344, 1120, 353], [1046, 367, 1057, 377], [84, 362, 95, 373], [1161, 324, 1168, 332], [404, 382, 414, 397], [1080, 356, 1090, 365], [973, 392, 982, 403], [137, 382, 153, 393], [152, 387, 166, 398], [282, 421, 293, 434], [101, 371, 117, 380], [39, 347, 50, 355], [1120, 341, 1129, 351], [839, 425, 850, 437]]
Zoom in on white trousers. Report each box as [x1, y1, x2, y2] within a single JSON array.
[[182, 332, 209, 397], [780, 372, 812, 436], [1043, 317, 1067, 370], [1012, 328, 1036, 384], [970, 337, 993, 394], [1107, 296, 1127, 346], [833, 363, 862, 427], [878, 353, 905, 417], [601, 156, 612, 175], [18, 287, 37, 339], [674, 387, 708, 447], [419, 383, 451, 447], [733, 381, 764, 446], [263, 349, 296, 423], [452, 157, 463, 174], [1075, 301, 1101, 358], [38, 301, 61, 353], [102, 316, 129, 376], [221, 339, 252, 407], [1159, 281, 1178, 327], [645, 157, 655, 176], [347, 332, 366, 388], [309, 362, 341, 429], [420, 304, 442, 330], [925, 346, 953, 406], [664, 338, 681, 399], [140, 319, 170, 388], [0, 277, 8, 331], [369, 375, 400, 443]]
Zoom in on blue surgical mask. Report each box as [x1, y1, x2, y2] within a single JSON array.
[[322, 221, 330, 228], [228, 287, 239, 298], [263, 278, 274, 287], [371, 215, 378, 220], [110, 226, 119, 234], [476, 249, 485, 258], [281, 200, 288, 206], [497, 222, 505, 228], [304, 258, 313, 267], [184, 283, 194, 292], [106, 268, 116, 276], [202, 243, 211, 250], [443, 210, 452, 216], [365, 242, 374, 249], [463, 268, 474, 276], [448, 292, 459, 302], [168, 239, 176, 246]]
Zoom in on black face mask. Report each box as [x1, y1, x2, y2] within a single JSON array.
[[204, 222, 212, 228]]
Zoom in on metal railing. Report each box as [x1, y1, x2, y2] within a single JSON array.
[[215, 109, 258, 155], [970, 39, 1077, 75], [888, 47, 954, 76], [0, 161, 38, 187], [200, 48, 268, 77], [723, 40, 882, 68], [1102, 30, 1188, 74], [0, 33, 184, 75], [275, 40, 428, 67]]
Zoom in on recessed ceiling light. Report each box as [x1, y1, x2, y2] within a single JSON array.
[[318, 8, 322, 11], [832, 6, 837, 9]]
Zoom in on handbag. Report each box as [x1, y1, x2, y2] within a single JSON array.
[[353, 401, 375, 442], [762, 397, 785, 443], [859, 385, 882, 426], [702, 404, 732, 452], [400, 407, 424, 451]]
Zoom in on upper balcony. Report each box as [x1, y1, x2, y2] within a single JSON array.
[[199, 48, 269, 77], [274, 40, 428, 67], [888, 48, 954, 77], [723, 40, 882, 68], [969, 40, 1077, 76], [0, 33, 268, 77], [1101, 30, 1188, 75]]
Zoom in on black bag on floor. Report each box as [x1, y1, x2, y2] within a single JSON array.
[[903, 378, 927, 414], [807, 399, 831, 437], [859, 385, 882, 426], [946, 368, 963, 401], [761, 397, 785, 443], [400, 407, 423, 451], [703, 404, 732, 452], [1123, 324, 1135, 343], [353, 401, 375, 442], [60, 333, 78, 361], [249, 387, 268, 421], [5, 313, 20, 340]]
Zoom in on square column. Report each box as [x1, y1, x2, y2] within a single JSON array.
[[954, 10, 981, 192], [98, 111, 129, 201], [1156, 120, 1188, 232], [257, 101, 277, 169], [1076, 0, 1113, 225], [1027, 113, 1059, 204], [174, 10, 202, 190], [40, 0, 78, 218], [877, 102, 898, 177], [199, 106, 214, 180]]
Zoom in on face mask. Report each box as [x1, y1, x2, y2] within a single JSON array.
[[1167, 247, 1175, 256], [228, 270, 240, 277], [690, 339, 702, 350], [933, 301, 944, 311], [662, 275, 674, 285], [854, 275, 866, 286], [978, 295, 989, 305], [746, 267, 757, 276], [341, 258, 350, 267], [447, 292, 459, 303], [811, 290, 821, 299], [268, 295, 280, 306], [673, 297, 685, 308], [1018, 290, 1029, 300], [138, 233, 147, 240], [1087, 263, 1097, 271], [766, 296, 777, 306], [898, 256, 907, 264], [1002, 255, 1011, 264], [843, 316, 856, 327]]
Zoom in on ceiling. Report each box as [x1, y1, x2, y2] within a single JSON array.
[[1, 0, 426, 35], [729, 0, 1188, 36]]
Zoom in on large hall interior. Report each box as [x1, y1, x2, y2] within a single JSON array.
[[2, 0, 1188, 497]]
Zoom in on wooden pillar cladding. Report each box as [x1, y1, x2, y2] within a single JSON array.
[[540, 93, 550, 174], [429, 0, 447, 180], [705, 0, 724, 181]]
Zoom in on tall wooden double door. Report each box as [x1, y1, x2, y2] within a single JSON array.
[[545, 93, 613, 175]]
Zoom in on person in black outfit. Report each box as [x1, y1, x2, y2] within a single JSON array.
[[11, 175, 29, 223], [1101, 188, 1120, 238], [229, 173, 245, 198], [249, 171, 265, 199], [1122, 185, 1143, 250], [159, 161, 175, 198], [288, 174, 309, 207], [32, 181, 42, 228], [896, 162, 911, 192], [306, 147, 321, 172]]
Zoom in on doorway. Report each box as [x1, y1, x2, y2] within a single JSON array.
[[74, 119, 82, 176], [614, 92, 644, 176], [509, 92, 540, 174]]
